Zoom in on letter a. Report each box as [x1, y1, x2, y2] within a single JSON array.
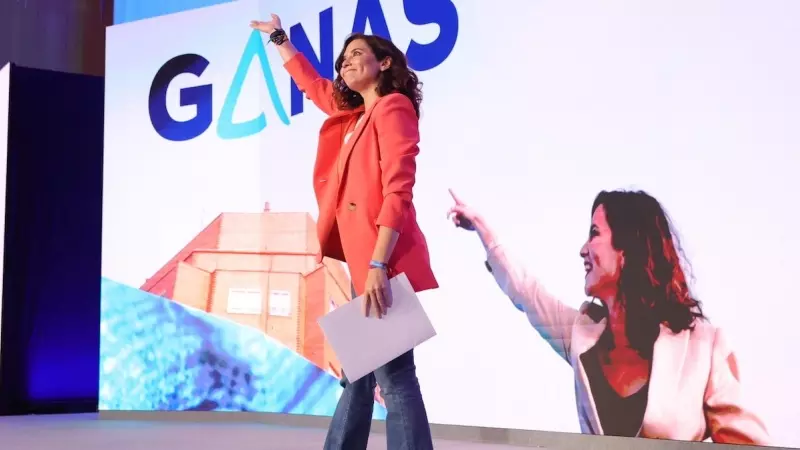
[[217, 30, 291, 140]]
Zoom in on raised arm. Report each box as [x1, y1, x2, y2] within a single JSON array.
[[703, 327, 770, 445], [448, 193, 580, 363], [251, 14, 338, 115]]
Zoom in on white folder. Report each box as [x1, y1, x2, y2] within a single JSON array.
[[317, 273, 437, 382]]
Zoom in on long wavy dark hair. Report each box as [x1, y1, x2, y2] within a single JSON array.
[[333, 33, 423, 118], [592, 190, 706, 358]]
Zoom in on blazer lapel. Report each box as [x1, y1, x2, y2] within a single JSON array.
[[572, 303, 607, 435], [641, 324, 689, 435], [572, 313, 606, 357], [336, 102, 378, 186], [319, 105, 366, 156]]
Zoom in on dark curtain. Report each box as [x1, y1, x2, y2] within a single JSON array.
[[0, 0, 109, 415]]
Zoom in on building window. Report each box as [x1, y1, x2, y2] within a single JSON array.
[[269, 290, 292, 317], [227, 288, 262, 315]]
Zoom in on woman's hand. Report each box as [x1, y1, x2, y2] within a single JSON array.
[[362, 267, 393, 318], [250, 13, 297, 62], [250, 13, 282, 34], [447, 188, 481, 231]]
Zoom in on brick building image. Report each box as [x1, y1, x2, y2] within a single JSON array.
[[140, 203, 351, 378]]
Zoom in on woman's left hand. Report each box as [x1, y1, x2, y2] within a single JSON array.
[[362, 267, 393, 318], [250, 13, 282, 34]]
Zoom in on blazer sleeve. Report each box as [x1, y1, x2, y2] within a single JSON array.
[[373, 93, 419, 233], [486, 243, 580, 363], [283, 53, 338, 116], [704, 327, 770, 445]]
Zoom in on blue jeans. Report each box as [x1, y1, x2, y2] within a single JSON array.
[[323, 287, 433, 450]]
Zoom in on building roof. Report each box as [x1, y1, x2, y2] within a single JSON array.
[[141, 210, 324, 292]]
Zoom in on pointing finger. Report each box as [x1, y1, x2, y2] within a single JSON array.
[[448, 188, 464, 206]]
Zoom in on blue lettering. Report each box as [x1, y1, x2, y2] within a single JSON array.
[[148, 0, 459, 141], [404, 0, 459, 71], [148, 54, 212, 142], [289, 7, 334, 117], [351, 0, 392, 40], [217, 29, 290, 139]]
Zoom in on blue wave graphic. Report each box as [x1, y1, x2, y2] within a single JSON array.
[[99, 277, 386, 419]]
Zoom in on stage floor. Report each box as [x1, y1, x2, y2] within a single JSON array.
[[0, 413, 542, 450]]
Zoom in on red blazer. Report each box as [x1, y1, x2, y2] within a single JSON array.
[[284, 53, 438, 297]]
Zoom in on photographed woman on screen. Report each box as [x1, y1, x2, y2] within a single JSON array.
[[448, 189, 769, 444], [251, 14, 437, 450]]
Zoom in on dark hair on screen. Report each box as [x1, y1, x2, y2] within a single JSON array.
[[592, 190, 706, 358], [332, 33, 423, 118]]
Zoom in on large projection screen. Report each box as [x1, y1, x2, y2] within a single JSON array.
[[102, 1, 800, 447]]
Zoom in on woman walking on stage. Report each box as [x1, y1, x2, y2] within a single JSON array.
[[252, 14, 438, 450]]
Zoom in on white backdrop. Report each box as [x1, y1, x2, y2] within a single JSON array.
[[103, 0, 800, 447]]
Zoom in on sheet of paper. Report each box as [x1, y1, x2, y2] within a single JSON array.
[[317, 272, 437, 383]]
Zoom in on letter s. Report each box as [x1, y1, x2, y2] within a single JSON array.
[[403, 0, 459, 71], [148, 54, 212, 142]]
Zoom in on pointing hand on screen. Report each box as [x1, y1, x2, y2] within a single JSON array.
[[447, 189, 480, 232], [250, 13, 282, 34]]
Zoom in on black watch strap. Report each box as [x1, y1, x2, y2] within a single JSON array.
[[270, 29, 288, 46]]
